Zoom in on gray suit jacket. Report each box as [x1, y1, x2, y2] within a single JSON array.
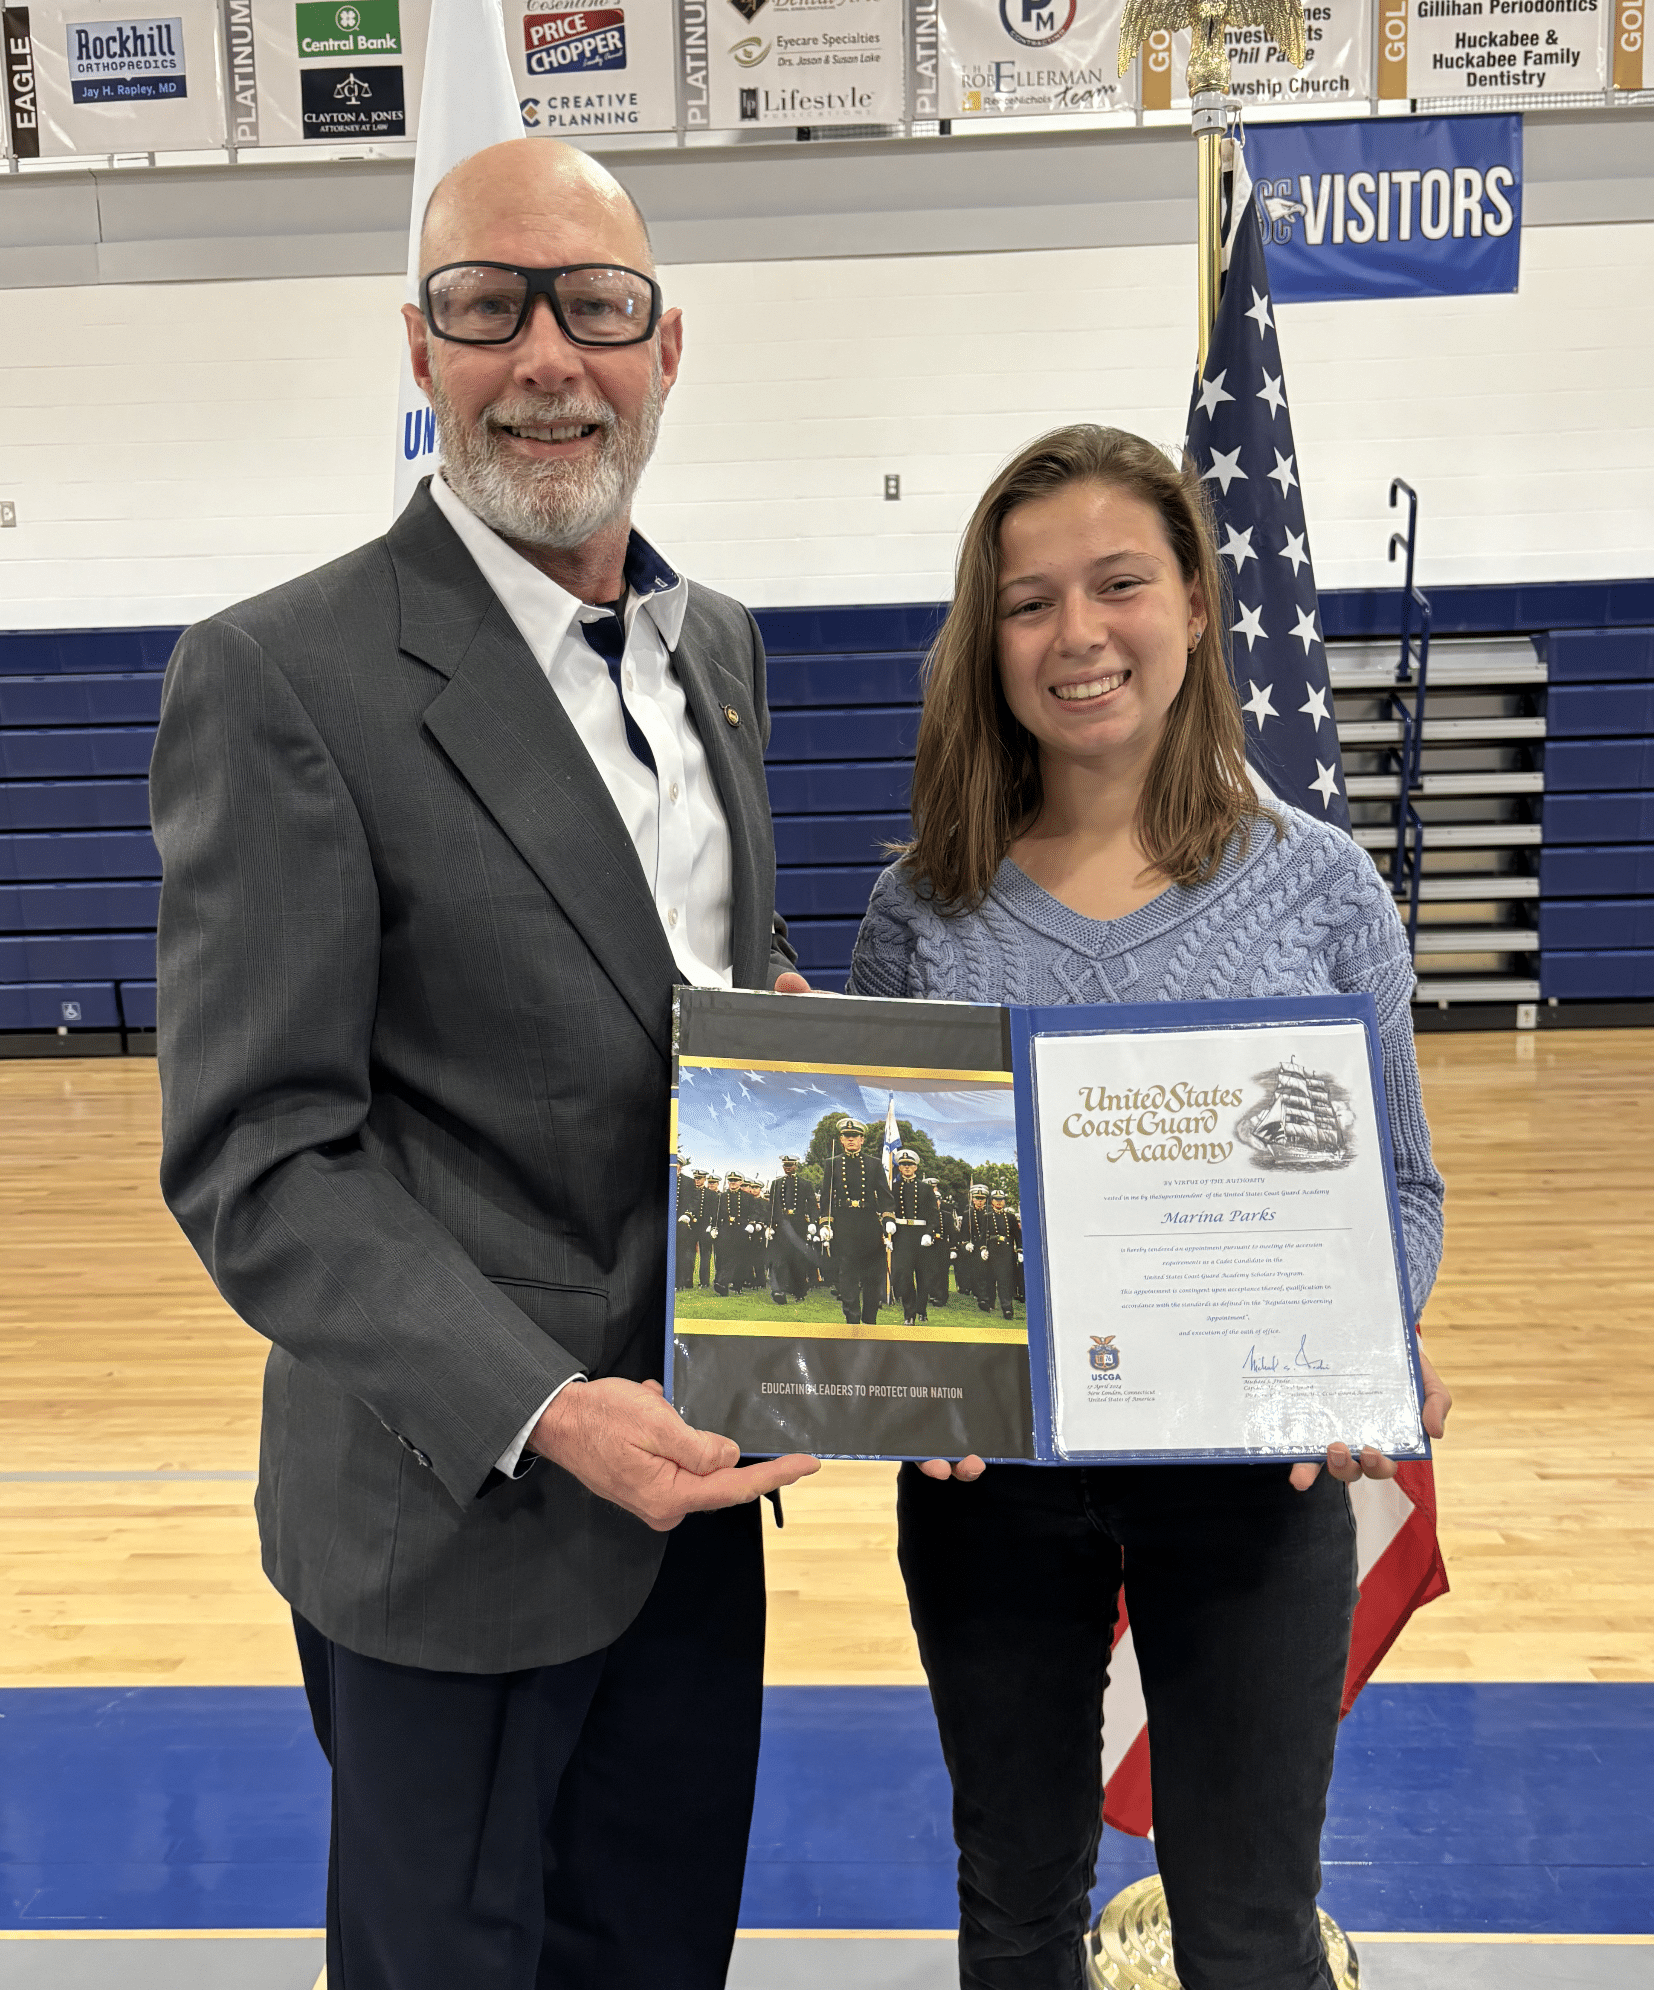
[[151, 485, 793, 1673]]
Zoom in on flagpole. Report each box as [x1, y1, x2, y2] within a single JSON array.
[[1195, 110, 1224, 370]]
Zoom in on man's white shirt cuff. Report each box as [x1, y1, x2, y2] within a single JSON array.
[[495, 1374, 586, 1478]]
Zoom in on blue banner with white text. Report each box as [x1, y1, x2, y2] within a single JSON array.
[[1245, 114, 1522, 304]]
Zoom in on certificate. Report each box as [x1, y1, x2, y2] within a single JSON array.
[[1012, 998, 1428, 1465], [665, 989, 1427, 1467]]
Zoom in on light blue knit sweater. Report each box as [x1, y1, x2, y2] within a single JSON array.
[[848, 806, 1445, 1313]]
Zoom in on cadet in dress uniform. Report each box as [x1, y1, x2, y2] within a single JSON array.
[[711, 1171, 746, 1297], [924, 1179, 954, 1310], [675, 1159, 699, 1289], [820, 1118, 894, 1327], [767, 1154, 819, 1304], [960, 1183, 991, 1306], [741, 1176, 767, 1292], [889, 1151, 943, 1325], [981, 1186, 1022, 1319]]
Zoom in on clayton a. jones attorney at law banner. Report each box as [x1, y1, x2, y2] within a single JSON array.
[[695, 0, 906, 130], [240, 0, 428, 146], [4, 0, 224, 154], [1246, 113, 1521, 303], [1136, 0, 1371, 111], [1378, 0, 1608, 99], [512, 0, 676, 139]]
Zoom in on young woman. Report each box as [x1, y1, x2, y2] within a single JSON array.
[[848, 426, 1450, 1990]]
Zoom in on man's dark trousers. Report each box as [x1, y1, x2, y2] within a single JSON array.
[[295, 1503, 765, 1990]]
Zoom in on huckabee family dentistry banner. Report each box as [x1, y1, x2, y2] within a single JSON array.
[[1246, 112, 1521, 302], [1377, 0, 1608, 99]]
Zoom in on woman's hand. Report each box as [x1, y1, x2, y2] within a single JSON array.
[[918, 1455, 987, 1482], [1289, 1346, 1452, 1492]]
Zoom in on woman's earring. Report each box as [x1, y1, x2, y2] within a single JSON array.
[[1188, 627, 1205, 651]]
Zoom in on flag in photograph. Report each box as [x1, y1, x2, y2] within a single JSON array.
[[882, 1095, 902, 1187], [1100, 1466, 1449, 1837], [1183, 180, 1351, 834], [392, 0, 523, 515]]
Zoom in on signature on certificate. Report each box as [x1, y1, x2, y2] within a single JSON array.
[[1241, 1335, 1331, 1374]]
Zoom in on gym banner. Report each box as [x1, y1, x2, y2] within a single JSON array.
[[509, 0, 677, 137], [15, 0, 223, 151], [1246, 113, 1521, 302], [698, 0, 905, 130], [1377, 0, 1607, 99], [1612, 0, 1644, 86], [936, 0, 1130, 119], [1135, 0, 1370, 109], [241, 0, 428, 145]]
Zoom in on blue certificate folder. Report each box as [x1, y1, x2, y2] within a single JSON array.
[[666, 987, 1429, 1467]]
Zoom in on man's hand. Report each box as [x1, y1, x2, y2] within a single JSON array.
[[1289, 1345, 1452, 1492], [774, 972, 812, 994], [919, 1454, 987, 1483], [530, 1377, 818, 1530]]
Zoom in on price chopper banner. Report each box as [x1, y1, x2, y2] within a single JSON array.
[[1246, 113, 1520, 302], [1136, 0, 1370, 110], [511, 0, 676, 136], [3, 0, 223, 154], [694, 0, 906, 131], [936, 0, 1131, 119], [233, 0, 429, 146], [1377, 0, 1608, 99]]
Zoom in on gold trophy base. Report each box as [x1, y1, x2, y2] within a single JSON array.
[[1088, 1876, 1359, 1989]]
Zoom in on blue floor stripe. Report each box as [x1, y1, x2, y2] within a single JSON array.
[[0, 1685, 1648, 1934]]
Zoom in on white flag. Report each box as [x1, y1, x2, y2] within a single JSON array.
[[882, 1095, 901, 1187], [392, 0, 525, 517]]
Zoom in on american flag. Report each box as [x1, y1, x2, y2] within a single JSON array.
[[1183, 185, 1351, 834]]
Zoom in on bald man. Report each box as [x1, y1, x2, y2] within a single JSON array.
[[151, 140, 816, 1990]]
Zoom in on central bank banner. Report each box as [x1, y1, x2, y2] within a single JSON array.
[[1246, 112, 1521, 302]]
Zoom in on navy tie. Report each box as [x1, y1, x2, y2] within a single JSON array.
[[580, 607, 656, 775]]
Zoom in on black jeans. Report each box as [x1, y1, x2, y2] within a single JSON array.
[[898, 1462, 1356, 1990], [295, 1502, 765, 1990]]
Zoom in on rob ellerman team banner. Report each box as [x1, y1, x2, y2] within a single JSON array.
[[1246, 112, 1521, 303]]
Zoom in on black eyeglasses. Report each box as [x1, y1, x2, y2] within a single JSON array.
[[421, 262, 663, 348]]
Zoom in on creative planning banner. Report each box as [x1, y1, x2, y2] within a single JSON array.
[[509, 0, 677, 137], [8, 0, 224, 153], [936, 0, 1131, 120], [1378, 0, 1607, 98], [697, 0, 905, 130], [1246, 112, 1521, 301], [237, 0, 429, 146]]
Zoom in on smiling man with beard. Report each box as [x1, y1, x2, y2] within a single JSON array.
[[150, 139, 817, 1990]]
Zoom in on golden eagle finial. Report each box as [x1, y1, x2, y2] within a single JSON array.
[[1118, 0, 1306, 93]]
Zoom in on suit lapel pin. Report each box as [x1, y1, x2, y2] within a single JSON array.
[[723, 705, 741, 728]]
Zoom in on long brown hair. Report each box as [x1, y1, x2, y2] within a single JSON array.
[[901, 424, 1276, 910]]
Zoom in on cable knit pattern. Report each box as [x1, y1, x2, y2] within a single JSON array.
[[849, 807, 1445, 1314]]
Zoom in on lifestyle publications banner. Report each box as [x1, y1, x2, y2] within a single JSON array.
[[236, 0, 428, 146], [511, 0, 677, 135], [935, 0, 1132, 118], [1378, 0, 1608, 99], [1137, 0, 1371, 111], [694, 0, 905, 129], [7, 0, 224, 152], [1246, 112, 1520, 301]]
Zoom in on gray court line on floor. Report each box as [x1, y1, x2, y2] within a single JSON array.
[[1, 1935, 1648, 1989], [0, 1471, 258, 1482]]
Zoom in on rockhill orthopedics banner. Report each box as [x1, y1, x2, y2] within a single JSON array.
[[10, 0, 224, 151], [697, 0, 904, 128], [937, 0, 1130, 119], [510, 0, 676, 136], [1136, 0, 1370, 108], [1246, 114, 1521, 302], [240, 0, 429, 145], [1378, 0, 1607, 98]]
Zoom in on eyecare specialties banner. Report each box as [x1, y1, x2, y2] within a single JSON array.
[[697, 0, 904, 129], [13, 0, 223, 152], [510, 0, 677, 137], [241, 0, 429, 145], [1378, 0, 1607, 98], [937, 0, 1130, 119], [1246, 113, 1521, 302]]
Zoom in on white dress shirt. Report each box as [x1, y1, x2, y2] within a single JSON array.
[[430, 475, 737, 1474]]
